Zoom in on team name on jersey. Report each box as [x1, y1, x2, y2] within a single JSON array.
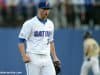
[[34, 31, 51, 37]]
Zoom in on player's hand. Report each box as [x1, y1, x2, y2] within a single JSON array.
[[22, 54, 31, 63], [53, 57, 61, 73], [53, 60, 61, 74], [53, 57, 61, 64], [53, 57, 61, 68]]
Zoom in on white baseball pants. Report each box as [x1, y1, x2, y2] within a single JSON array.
[[25, 53, 56, 75], [80, 56, 100, 75]]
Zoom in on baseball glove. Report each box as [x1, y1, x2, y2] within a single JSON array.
[[53, 61, 61, 75]]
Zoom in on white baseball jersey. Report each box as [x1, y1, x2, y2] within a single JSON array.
[[19, 16, 54, 55]]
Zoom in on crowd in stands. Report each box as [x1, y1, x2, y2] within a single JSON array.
[[0, 0, 100, 29]]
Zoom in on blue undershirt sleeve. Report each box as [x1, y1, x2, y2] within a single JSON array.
[[19, 38, 26, 43]]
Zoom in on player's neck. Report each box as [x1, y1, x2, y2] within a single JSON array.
[[37, 14, 47, 20], [37, 16, 47, 24]]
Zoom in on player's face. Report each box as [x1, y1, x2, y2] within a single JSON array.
[[39, 8, 50, 19]]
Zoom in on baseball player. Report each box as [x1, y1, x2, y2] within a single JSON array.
[[80, 31, 100, 75], [18, 1, 60, 75]]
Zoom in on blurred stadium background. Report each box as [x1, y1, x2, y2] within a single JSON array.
[[0, 0, 100, 75]]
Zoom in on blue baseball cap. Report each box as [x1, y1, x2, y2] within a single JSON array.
[[38, 1, 51, 9]]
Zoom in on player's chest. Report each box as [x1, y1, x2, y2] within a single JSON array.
[[32, 23, 53, 31], [31, 23, 53, 37]]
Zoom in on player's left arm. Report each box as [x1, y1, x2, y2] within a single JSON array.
[[50, 41, 60, 62], [50, 41, 61, 74], [50, 22, 60, 62]]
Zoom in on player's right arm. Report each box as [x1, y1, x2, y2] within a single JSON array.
[[18, 20, 32, 63], [18, 40, 31, 63]]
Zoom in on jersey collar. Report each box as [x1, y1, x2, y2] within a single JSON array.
[[37, 16, 47, 24]]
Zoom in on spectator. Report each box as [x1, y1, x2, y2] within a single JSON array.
[[30, 0, 39, 17], [0, 0, 6, 22], [71, 0, 85, 27], [5, 0, 20, 22], [48, 0, 59, 29], [93, 0, 100, 25], [57, 0, 67, 28], [17, 0, 29, 20], [17, 0, 37, 21], [65, 0, 75, 27], [84, 0, 94, 26], [49, 0, 67, 29]]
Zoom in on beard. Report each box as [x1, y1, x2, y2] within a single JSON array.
[[42, 14, 48, 19]]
